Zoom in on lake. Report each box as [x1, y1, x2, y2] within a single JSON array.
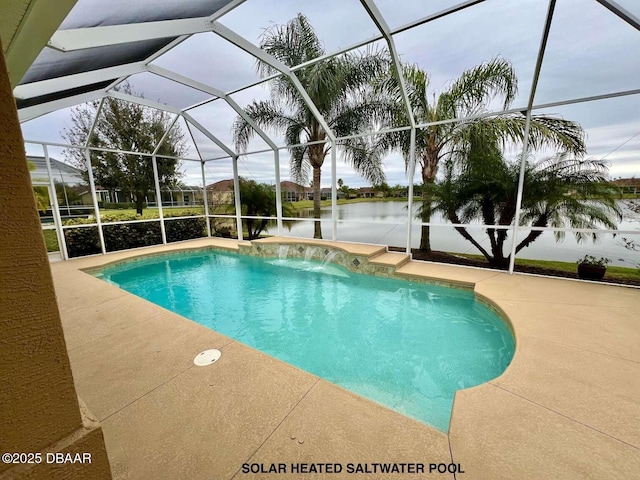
[[285, 200, 640, 268]]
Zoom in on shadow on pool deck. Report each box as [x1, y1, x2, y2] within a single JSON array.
[[51, 237, 640, 479]]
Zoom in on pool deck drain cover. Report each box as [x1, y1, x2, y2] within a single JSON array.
[[194, 349, 221, 366]]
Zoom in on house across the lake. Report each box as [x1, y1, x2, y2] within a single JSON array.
[[612, 177, 640, 195]]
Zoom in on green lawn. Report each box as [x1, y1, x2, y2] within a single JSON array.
[[456, 253, 640, 282], [42, 229, 59, 252], [291, 196, 420, 210], [98, 206, 206, 219]]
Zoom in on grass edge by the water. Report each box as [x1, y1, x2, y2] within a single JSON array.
[[395, 248, 640, 285]]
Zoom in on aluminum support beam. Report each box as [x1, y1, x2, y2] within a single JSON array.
[[150, 67, 284, 229], [182, 112, 236, 157], [48, 18, 215, 51], [210, 21, 336, 142], [208, 0, 247, 22], [107, 91, 182, 115], [46, 1, 246, 52], [330, 141, 337, 241], [201, 161, 211, 237], [152, 115, 180, 155], [183, 120, 212, 237], [405, 129, 417, 255], [360, 0, 416, 130], [361, 0, 418, 253], [595, 0, 640, 31], [392, 0, 485, 36], [508, 0, 556, 274], [274, 150, 284, 235], [232, 157, 243, 241], [85, 149, 106, 255], [151, 155, 167, 244], [150, 66, 279, 150], [43, 144, 69, 260]]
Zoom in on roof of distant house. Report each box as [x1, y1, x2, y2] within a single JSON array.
[[612, 177, 640, 187], [281, 181, 312, 193], [206, 179, 235, 191]]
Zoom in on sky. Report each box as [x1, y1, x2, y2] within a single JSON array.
[[20, 0, 640, 189]]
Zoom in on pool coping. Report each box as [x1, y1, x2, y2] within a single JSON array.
[[50, 237, 640, 479]]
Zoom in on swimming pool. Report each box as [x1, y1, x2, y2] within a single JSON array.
[[95, 248, 514, 431]]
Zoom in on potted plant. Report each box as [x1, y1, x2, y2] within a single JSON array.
[[577, 255, 611, 280]]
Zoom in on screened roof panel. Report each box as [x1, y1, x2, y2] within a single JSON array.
[[392, 0, 547, 112], [188, 98, 255, 152], [21, 107, 82, 145], [186, 117, 233, 160], [228, 81, 287, 148], [372, 0, 475, 30], [122, 72, 214, 109], [168, 116, 201, 160], [58, 0, 233, 29], [236, 151, 278, 184], [534, 0, 640, 105], [532, 95, 640, 179], [218, 0, 382, 66], [151, 32, 262, 93], [20, 38, 173, 84]]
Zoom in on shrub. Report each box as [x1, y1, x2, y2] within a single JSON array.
[[63, 217, 207, 257], [101, 202, 141, 210], [64, 226, 101, 257], [165, 217, 206, 243], [103, 221, 163, 252]]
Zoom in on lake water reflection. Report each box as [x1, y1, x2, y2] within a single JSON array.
[[284, 200, 639, 267]]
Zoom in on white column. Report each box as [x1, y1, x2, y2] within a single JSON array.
[[232, 156, 243, 241], [85, 148, 106, 255], [405, 128, 417, 255], [330, 141, 337, 241], [274, 150, 283, 235], [152, 155, 167, 244], [201, 160, 211, 237], [43, 144, 69, 260], [508, 0, 556, 274]]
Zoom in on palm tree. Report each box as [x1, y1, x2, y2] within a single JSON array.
[[379, 57, 586, 251], [434, 130, 622, 268], [232, 13, 390, 238], [232, 177, 295, 240]]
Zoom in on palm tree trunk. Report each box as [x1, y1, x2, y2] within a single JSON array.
[[419, 179, 434, 251], [313, 166, 322, 239]]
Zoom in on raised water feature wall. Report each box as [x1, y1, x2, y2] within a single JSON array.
[[241, 242, 379, 275]]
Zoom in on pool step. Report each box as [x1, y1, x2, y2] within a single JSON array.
[[368, 251, 411, 269]]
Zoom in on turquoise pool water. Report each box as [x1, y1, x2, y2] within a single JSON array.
[[96, 249, 514, 431]]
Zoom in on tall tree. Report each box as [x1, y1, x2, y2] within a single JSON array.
[[232, 13, 390, 238], [62, 84, 187, 215], [434, 130, 622, 268], [379, 58, 586, 251]]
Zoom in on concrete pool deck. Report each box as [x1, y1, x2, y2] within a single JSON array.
[[50, 237, 640, 479]]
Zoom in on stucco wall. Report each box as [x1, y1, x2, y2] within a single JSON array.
[[0, 41, 111, 478]]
